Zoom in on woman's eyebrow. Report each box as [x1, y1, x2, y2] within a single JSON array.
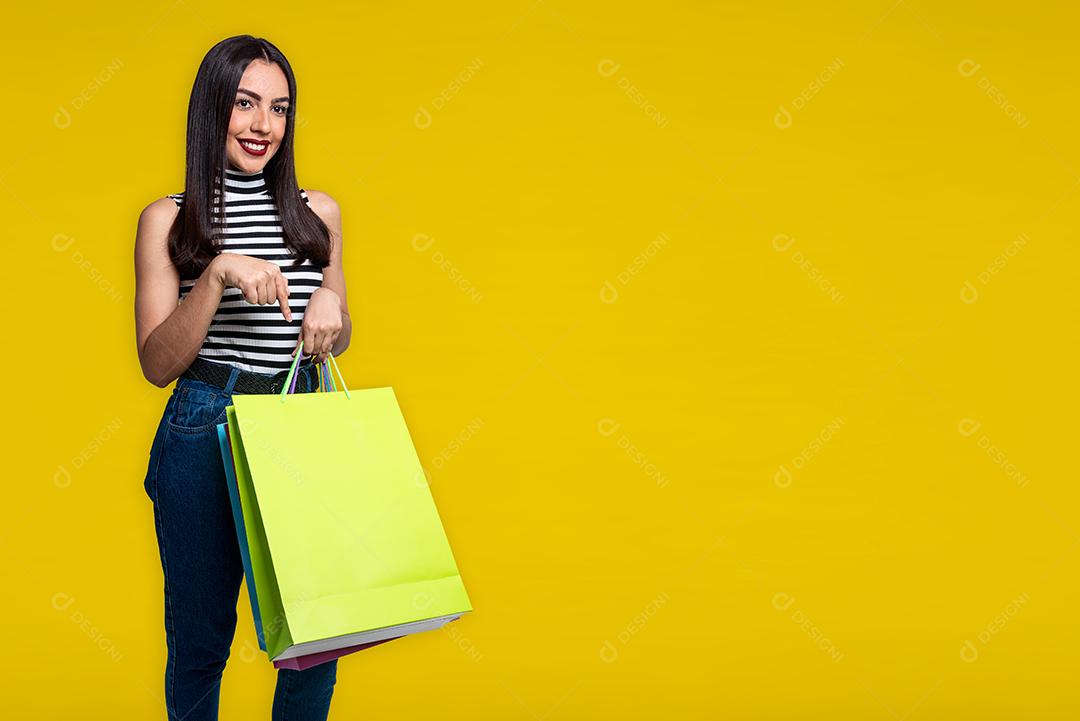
[[236, 87, 290, 103]]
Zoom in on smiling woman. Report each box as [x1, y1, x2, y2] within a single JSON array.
[[132, 34, 349, 721], [231, 86, 291, 162]]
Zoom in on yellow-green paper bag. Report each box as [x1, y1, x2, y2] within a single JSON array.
[[224, 351, 472, 663]]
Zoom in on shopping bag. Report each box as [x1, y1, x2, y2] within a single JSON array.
[[219, 420, 406, 669], [217, 347, 472, 665], [272, 636, 398, 671], [217, 423, 267, 651]]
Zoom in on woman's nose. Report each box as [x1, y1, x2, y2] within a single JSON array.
[[251, 108, 271, 133]]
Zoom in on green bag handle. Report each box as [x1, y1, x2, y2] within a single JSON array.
[[280, 340, 352, 403]]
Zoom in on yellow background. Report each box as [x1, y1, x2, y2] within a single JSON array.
[[3, 1, 1078, 718]]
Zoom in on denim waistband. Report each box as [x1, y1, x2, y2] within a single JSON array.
[[179, 357, 319, 395]]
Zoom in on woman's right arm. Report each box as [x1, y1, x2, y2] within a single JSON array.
[[134, 199, 227, 387], [135, 199, 294, 387]]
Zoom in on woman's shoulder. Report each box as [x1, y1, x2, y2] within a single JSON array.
[[301, 189, 340, 223], [135, 197, 180, 262], [138, 196, 181, 230]]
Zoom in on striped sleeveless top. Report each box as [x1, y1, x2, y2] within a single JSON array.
[[168, 167, 324, 374]]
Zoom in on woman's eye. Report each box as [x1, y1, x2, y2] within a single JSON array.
[[234, 99, 286, 116]]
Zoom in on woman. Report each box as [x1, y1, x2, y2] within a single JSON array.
[[134, 35, 349, 721]]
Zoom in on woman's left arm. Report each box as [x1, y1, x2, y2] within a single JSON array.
[[298, 190, 351, 362]]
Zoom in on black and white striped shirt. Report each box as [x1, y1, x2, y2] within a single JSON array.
[[168, 168, 324, 374]]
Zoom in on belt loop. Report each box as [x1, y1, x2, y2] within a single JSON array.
[[223, 366, 241, 396]]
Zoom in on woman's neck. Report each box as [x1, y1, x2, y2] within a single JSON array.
[[226, 164, 264, 176]]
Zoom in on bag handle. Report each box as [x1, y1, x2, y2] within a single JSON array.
[[280, 340, 352, 403], [319, 358, 338, 392]]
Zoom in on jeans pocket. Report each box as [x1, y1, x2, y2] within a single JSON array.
[[167, 384, 231, 434]]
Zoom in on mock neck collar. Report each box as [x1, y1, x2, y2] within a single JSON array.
[[221, 166, 269, 193]]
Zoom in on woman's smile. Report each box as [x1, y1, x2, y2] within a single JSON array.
[[237, 137, 270, 156]]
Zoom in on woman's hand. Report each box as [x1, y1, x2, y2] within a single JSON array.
[[293, 287, 343, 363], [212, 253, 292, 322]]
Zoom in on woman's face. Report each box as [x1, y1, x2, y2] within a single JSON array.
[[225, 60, 290, 173]]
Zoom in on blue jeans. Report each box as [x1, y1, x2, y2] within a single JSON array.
[[142, 360, 336, 721]]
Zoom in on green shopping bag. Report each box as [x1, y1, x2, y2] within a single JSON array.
[[223, 346, 472, 663]]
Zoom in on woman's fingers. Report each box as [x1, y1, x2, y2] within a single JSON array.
[[302, 327, 319, 359], [316, 330, 338, 364], [275, 273, 292, 322], [262, 271, 275, 306], [254, 274, 266, 305], [317, 330, 334, 363], [241, 279, 258, 304], [294, 320, 339, 362]]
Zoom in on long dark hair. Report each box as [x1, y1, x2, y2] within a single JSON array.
[[168, 35, 330, 280]]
